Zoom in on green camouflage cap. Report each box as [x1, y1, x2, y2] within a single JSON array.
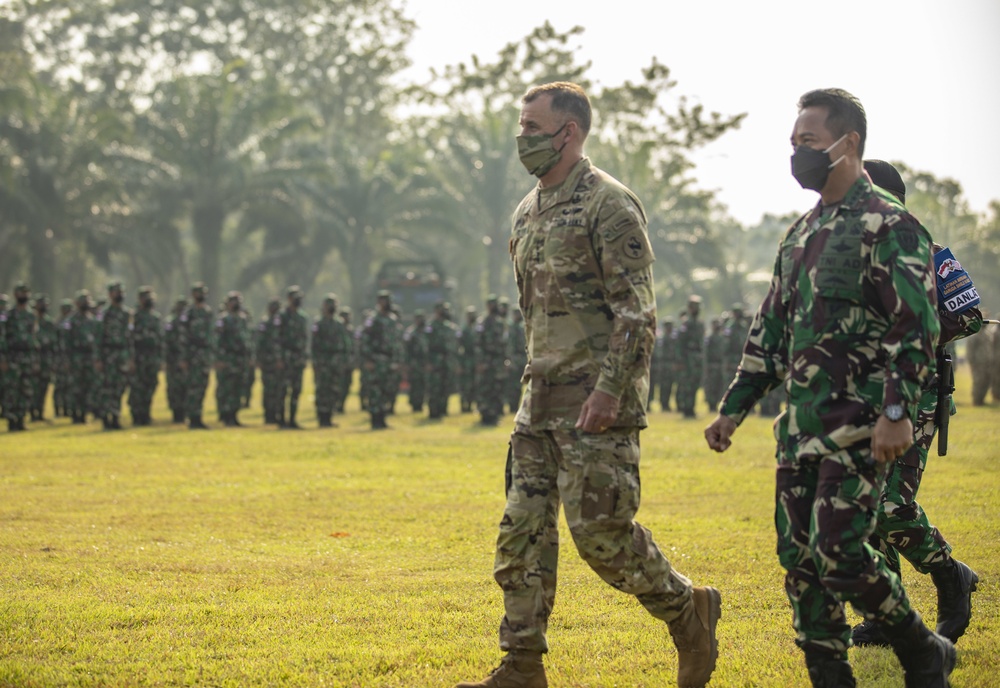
[[465, 305, 477, 314], [191, 281, 207, 294], [75, 289, 92, 304], [339, 306, 352, 315], [376, 289, 392, 299], [731, 302, 745, 312], [688, 295, 703, 304], [175, 295, 188, 306], [14, 280, 29, 291], [107, 280, 124, 291], [498, 296, 510, 306], [60, 298, 73, 309], [662, 317, 675, 325], [413, 308, 426, 317], [33, 293, 50, 304], [286, 285, 303, 298], [267, 296, 281, 308], [323, 293, 338, 306], [226, 290, 242, 301], [138, 285, 154, 296], [486, 294, 499, 304]]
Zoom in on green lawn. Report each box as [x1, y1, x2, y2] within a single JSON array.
[[1, 369, 998, 687]]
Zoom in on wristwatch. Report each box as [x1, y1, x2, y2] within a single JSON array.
[[882, 403, 906, 422]]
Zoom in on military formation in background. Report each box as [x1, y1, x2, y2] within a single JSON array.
[[4, 280, 998, 433]]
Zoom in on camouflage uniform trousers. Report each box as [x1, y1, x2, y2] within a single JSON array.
[[260, 362, 282, 421], [67, 354, 100, 418], [215, 363, 246, 418], [184, 354, 212, 419], [2, 351, 34, 421], [99, 350, 132, 420], [408, 365, 427, 411], [426, 363, 452, 417], [365, 362, 396, 415], [869, 401, 951, 577], [494, 427, 692, 653], [278, 363, 305, 418], [658, 367, 676, 411], [477, 363, 507, 421], [313, 361, 342, 417], [165, 362, 187, 416], [459, 362, 476, 412], [674, 363, 702, 415], [30, 352, 54, 417], [776, 446, 912, 655], [337, 367, 353, 413], [53, 363, 69, 416], [128, 356, 160, 420]]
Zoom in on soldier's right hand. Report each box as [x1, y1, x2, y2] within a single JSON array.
[[704, 415, 737, 453]]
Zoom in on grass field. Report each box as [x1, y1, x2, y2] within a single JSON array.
[[2, 368, 998, 687]]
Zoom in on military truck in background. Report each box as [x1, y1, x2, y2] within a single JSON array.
[[372, 259, 453, 322]]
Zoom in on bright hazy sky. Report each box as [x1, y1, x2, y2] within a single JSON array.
[[402, 0, 1000, 225]]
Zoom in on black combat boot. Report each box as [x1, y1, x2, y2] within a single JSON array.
[[851, 619, 890, 647], [230, 411, 242, 427], [454, 651, 547, 688], [189, 415, 209, 430], [931, 558, 978, 642], [318, 412, 332, 428], [804, 649, 856, 688], [172, 409, 185, 423], [112, 415, 122, 429], [286, 402, 300, 429], [884, 610, 955, 688]]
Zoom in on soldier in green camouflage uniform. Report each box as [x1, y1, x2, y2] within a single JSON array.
[[64, 291, 101, 424], [240, 304, 255, 410], [0, 293, 5, 421], [458, 82, 720, 688], [128, 287, 163, 426], [30, 295, 58, 422], [458, 307, 477, 413], [848, 160, 982, 650], [674, 295, 705, 418], [706, 89, 954, 687], [163, 297, 188, 423], [656, 318, 677, 411], [966, 326, 992, 405], [179, 283, 214, 429], [474, 295, 507, 427], [403, 310, 429, 413], [214, 291, 251, 427], [53, 298, 73, 417], [506, 308, 527, 414], [274, 286, 308, 429], [702, 317, 726, 413], [360, 291, 400, 429], [255, 298, 282, 424], [425, 301, 460, 418], [2, 282, 39, 431], [95, 281, 134, 430], [312, 294, 353, 427], [337, 307, 356, 414]]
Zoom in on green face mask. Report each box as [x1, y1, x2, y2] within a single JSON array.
[[516, 123, 567, 178]]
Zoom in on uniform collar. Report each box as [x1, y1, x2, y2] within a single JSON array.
[[534, 157, 592, 213]]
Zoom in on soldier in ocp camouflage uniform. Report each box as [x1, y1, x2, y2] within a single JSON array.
[[674, 295, 705, 418], [706, 88, 953, 686], [179, 282, 214, 429], [458, 82, 719, 688], [275, 285, 309, 429], [256, 297, 282, 424], [458, 306, 477, 413], [360, 291, 400, 429], [312, 294, 353, 428], [214, 291, 251, 426], [128, 287, 163, 426], [164, 297, 188, 423], [64, 290, 101, 424], [403, 309, 429, 413], [425, 301, 460, 418], [1, 282, 38, 431], [53, 298, 74, 417], [30, 294, 58, 422], [474, 295, 507, 427], [95, 281, 134, 430]]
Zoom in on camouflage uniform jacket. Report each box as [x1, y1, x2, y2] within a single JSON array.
[[1, 307, 38, 361], [215, 311, 251, 365], [360, 311, 399, 365], [163, 315, 184, 366], [719, 176, 940, 458], [131, 308, 163, 363], [178, 303, 215, 362], [255, 314, 281, 367], [277, 308, 309, 368], [36, 314, 59, 362], [509, 157, 656, 431], [311, 316, 353, 365], [426, 318, 460, 366], [63, 311, 99, 360], [97, 304, 134, 358]]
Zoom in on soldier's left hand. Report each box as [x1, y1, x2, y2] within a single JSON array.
[[871, 415, 914, 465], [576, 390, 619, 433]]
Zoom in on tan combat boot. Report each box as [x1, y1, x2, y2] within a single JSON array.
[[668, 586, 721, 687], [454, 651, 547, 688]]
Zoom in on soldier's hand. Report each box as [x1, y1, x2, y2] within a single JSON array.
[[871, 415, 914, 465], [575, 390, 619, 433], [704, 414, 737, 452], [94, 361, 104, 373]]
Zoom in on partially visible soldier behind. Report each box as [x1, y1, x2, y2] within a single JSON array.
[[64, 290, 100, 424], [240, 302, 256, 410], [721, 303, 751, 390], [702, 317, 726, 413], [96, 281, 134, 430], [991, 317, 1000, 402], [474, 294, 507, 426], [403, 309, 429, 413], [360, 290, 400, 429], [965, 323, 992, 405], [0, 293, 5, 422], [164, 296, 188, 423], [458, 306, 478, 413], [674, 295, 705, 418], [425, 300, 459, 419], [657, 318, 678, 411], [53, 298, 74, 417], [506, 307, 527, 414], [275, 285, 308, 429], [215, 291, 251, 427], [31, 294, 58, 422], [256, 297, 282, 424], [337, 307, 356, 414], [849, 159, 982, 651], [312, 293, 353, 428], [129, 286, 163, 426], [179, 282, 214, 430], [1, 282, 39, 431]]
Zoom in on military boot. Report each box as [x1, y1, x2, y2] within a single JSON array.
[[286, 402, 300, 429], [454, 651, 547, 688], [804, 649, 856, 688], [230, 412, 242, 427], [850, 619, 890, 647], [189, 415, 209, 430], [884, 611, 955, 688], [930, 558, 978, 642], [172, 409, 185, 424], [668, 586, 721, 688]]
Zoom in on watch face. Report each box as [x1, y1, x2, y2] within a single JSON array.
[[884, 404, 904, 422]]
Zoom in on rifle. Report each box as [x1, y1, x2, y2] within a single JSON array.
[[935, 349, 955, 456]]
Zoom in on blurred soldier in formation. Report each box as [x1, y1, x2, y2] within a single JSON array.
[[179, 282, 214, 429], [337, 307, 356, 414], [404, 309, 429, 413], [674, 295, 705, 417], [30, 294, 58, 422], [0, 293, 6, 421], [475, 294, 507, 426], [256, 297, 282, 424], [506, 308, 527, 414], [164, 296, 188, 423], [361, 290, 401, 429], [656, 318, 677, 411], [1, 282, 38, 431], [425, 300, 459, 419], [965, 324, 993, 404], [275, 286, 309, 429], [215, 291, 251, 427], [96, 281, 134, 430], [991, 322, 1000, 402], [64, 290, 100, 424], [702, 317, 726, 413], [240, 303, 256, 410], [129, 286, 163, 426], [722, 303, 751, 381], [312, 294, 353, 428], [52, 298, 74, 417], [458, 306, 478, 413]]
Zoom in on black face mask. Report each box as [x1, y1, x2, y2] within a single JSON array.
[[790, 134, 847, 191], [16, 295, 29, 305], [112, 294, 124, 304]]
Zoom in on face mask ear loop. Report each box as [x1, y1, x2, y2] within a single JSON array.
[[825, 133, 849, 168]]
